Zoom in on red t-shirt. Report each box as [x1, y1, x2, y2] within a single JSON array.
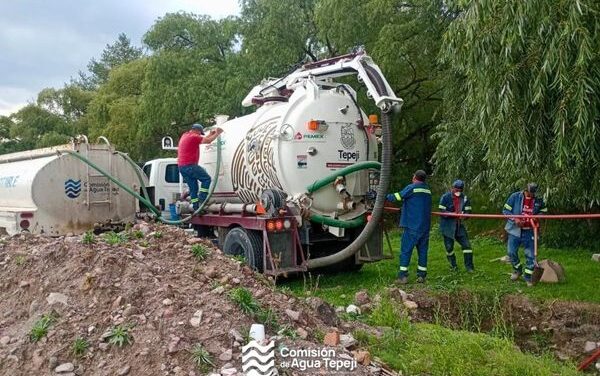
[[452, 195, 461, 213], [177, 131, 203, 166], [522, 197, 534, 216]]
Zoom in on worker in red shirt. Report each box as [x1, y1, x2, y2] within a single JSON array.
[[502, 183, 548, 286], [178, 124, 223, 210]]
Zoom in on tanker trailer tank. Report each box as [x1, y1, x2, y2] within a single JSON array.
[[0, 139, 145, 236]]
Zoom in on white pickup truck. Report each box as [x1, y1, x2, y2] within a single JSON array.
[[141, 158, 184, 215]]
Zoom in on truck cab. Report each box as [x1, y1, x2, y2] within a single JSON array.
[[142, 158, 185, 214]]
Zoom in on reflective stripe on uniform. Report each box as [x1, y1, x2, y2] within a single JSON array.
[[462, 249, 473, 253], [417, 265, 427, 271], [413, 188, 431, 194], [464, 206, 472, 210], [514, 263, 521, 269], [439, 205, 447, 210], [394, 192, 402, 201], [524, 268, 533, 275], [446, 251, 455, 257], [504, 204, 512, 210], [199, 187, 209, 193], [399, 266, 408, 271], [540, 207, 548, 212], [190, 198, 199, 203]]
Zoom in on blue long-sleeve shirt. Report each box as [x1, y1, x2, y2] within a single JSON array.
[[502, 191, 547, 237], [386, 182, 432, 233]]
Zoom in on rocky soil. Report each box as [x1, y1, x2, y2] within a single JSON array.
[[0, 223, 388, 376]]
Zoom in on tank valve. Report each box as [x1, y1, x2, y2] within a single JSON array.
[[307, 147, 317, 156], [333, 176, 350, 198]]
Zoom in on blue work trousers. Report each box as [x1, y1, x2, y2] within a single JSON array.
[[398, 228, 429, 278], [179, 164, 211, 209], [507, 230, 535, 281]]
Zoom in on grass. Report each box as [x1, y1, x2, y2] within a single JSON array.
[[190, 244, 209, 261], [131, 230, 145, 239], [352, 296, 579, 376], [190, 344, 214, 373], [29, 313, 57, 342], [102, 231, 128, 246], [72, 337, 89, 356], [153, 231, 163, 239], [14, 255, 26, 266], [107, 325, 132, 347], [282, 230, 600, 305], [229, 287, 280, 330], [81, 231, 95, 244]]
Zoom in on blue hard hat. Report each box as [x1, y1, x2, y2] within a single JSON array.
[[191, 123, 204, 134], [452, 179, 465, 189]]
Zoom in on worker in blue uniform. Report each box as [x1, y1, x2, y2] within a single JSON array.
[[386, 170, 432, 284], [438, 180, 474, 271], [502, 183, 548, 287]]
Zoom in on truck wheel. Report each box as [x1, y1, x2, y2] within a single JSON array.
[[222, 227, 264, 272]]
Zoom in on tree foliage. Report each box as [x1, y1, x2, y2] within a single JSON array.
[[435, 0, 600, 210]]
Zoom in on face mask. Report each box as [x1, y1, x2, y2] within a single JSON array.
[[454, 191, 461, 197]]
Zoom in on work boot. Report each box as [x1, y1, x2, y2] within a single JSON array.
[[416, 276, 426, 284], [466, 267, 475, 273], [526, 281, 534, 287], [395, 276, 408, 285], [510, 271, 522, 281]]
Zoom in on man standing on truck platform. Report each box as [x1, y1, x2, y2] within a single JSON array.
[[386, 170, 432, 284], [502, 183, 547, 287], [178, 123, 223, 210], [438, 179, 474, 272]]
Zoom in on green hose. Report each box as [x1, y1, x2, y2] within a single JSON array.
[[306, 161, 381, 193], [61, 136, 222, 225], [309, 214, 366, 228], [307, 160, 381, 228]]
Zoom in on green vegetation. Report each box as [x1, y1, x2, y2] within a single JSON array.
[[29, 313, 57, 342], [152, 231, 163, 239], [354, 322, 578, 376], [72, 337, 90, 357], [230, 254, 246, 263], [228, 287, 261, 316], [284, 232, 600, 305], [81, 231, 96, 244], [190, 344, 214, 373], [102, 231, 128, 246], [107, 325, 132, 347], [228, 287, 280, 330], [14, 255, 26, 266], [190, 244, 209, 261], [131, 230, 145, 239]]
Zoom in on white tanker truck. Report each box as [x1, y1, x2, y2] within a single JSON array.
[[0, 138, 144, 236], [147, 52, 402, 274]]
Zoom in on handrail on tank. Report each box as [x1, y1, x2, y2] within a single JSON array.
[[96, 136, 111, 147]]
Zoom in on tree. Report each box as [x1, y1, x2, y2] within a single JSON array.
[[8, 104, 70, 150], [78, 33, 144, 89], [435, 0, 600, 210], [86, 59, 148, 159]]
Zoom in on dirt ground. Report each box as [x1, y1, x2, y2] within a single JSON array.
[[0, 223, 385, 376]]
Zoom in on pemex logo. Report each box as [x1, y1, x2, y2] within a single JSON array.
[[242, 340, 276, 376], [64, 179, 82, 199]]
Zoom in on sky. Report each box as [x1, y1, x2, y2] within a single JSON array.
[[0, 0, 240, 116]]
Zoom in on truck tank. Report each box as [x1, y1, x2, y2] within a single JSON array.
[[0, 141, 144, 236], [201, 80, 378, 220]]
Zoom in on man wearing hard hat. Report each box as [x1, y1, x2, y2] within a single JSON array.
[[502, 183, 548, 287], [438, 180, 474, 272], [177, 123, 223, 210]]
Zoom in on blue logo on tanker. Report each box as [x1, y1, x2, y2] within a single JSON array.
[[64, 179, 82, 199]]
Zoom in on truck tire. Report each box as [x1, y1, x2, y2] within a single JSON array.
[[222, 227, 264, 272]]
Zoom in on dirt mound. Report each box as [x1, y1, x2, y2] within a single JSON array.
[[0, 224, 381, 376]]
